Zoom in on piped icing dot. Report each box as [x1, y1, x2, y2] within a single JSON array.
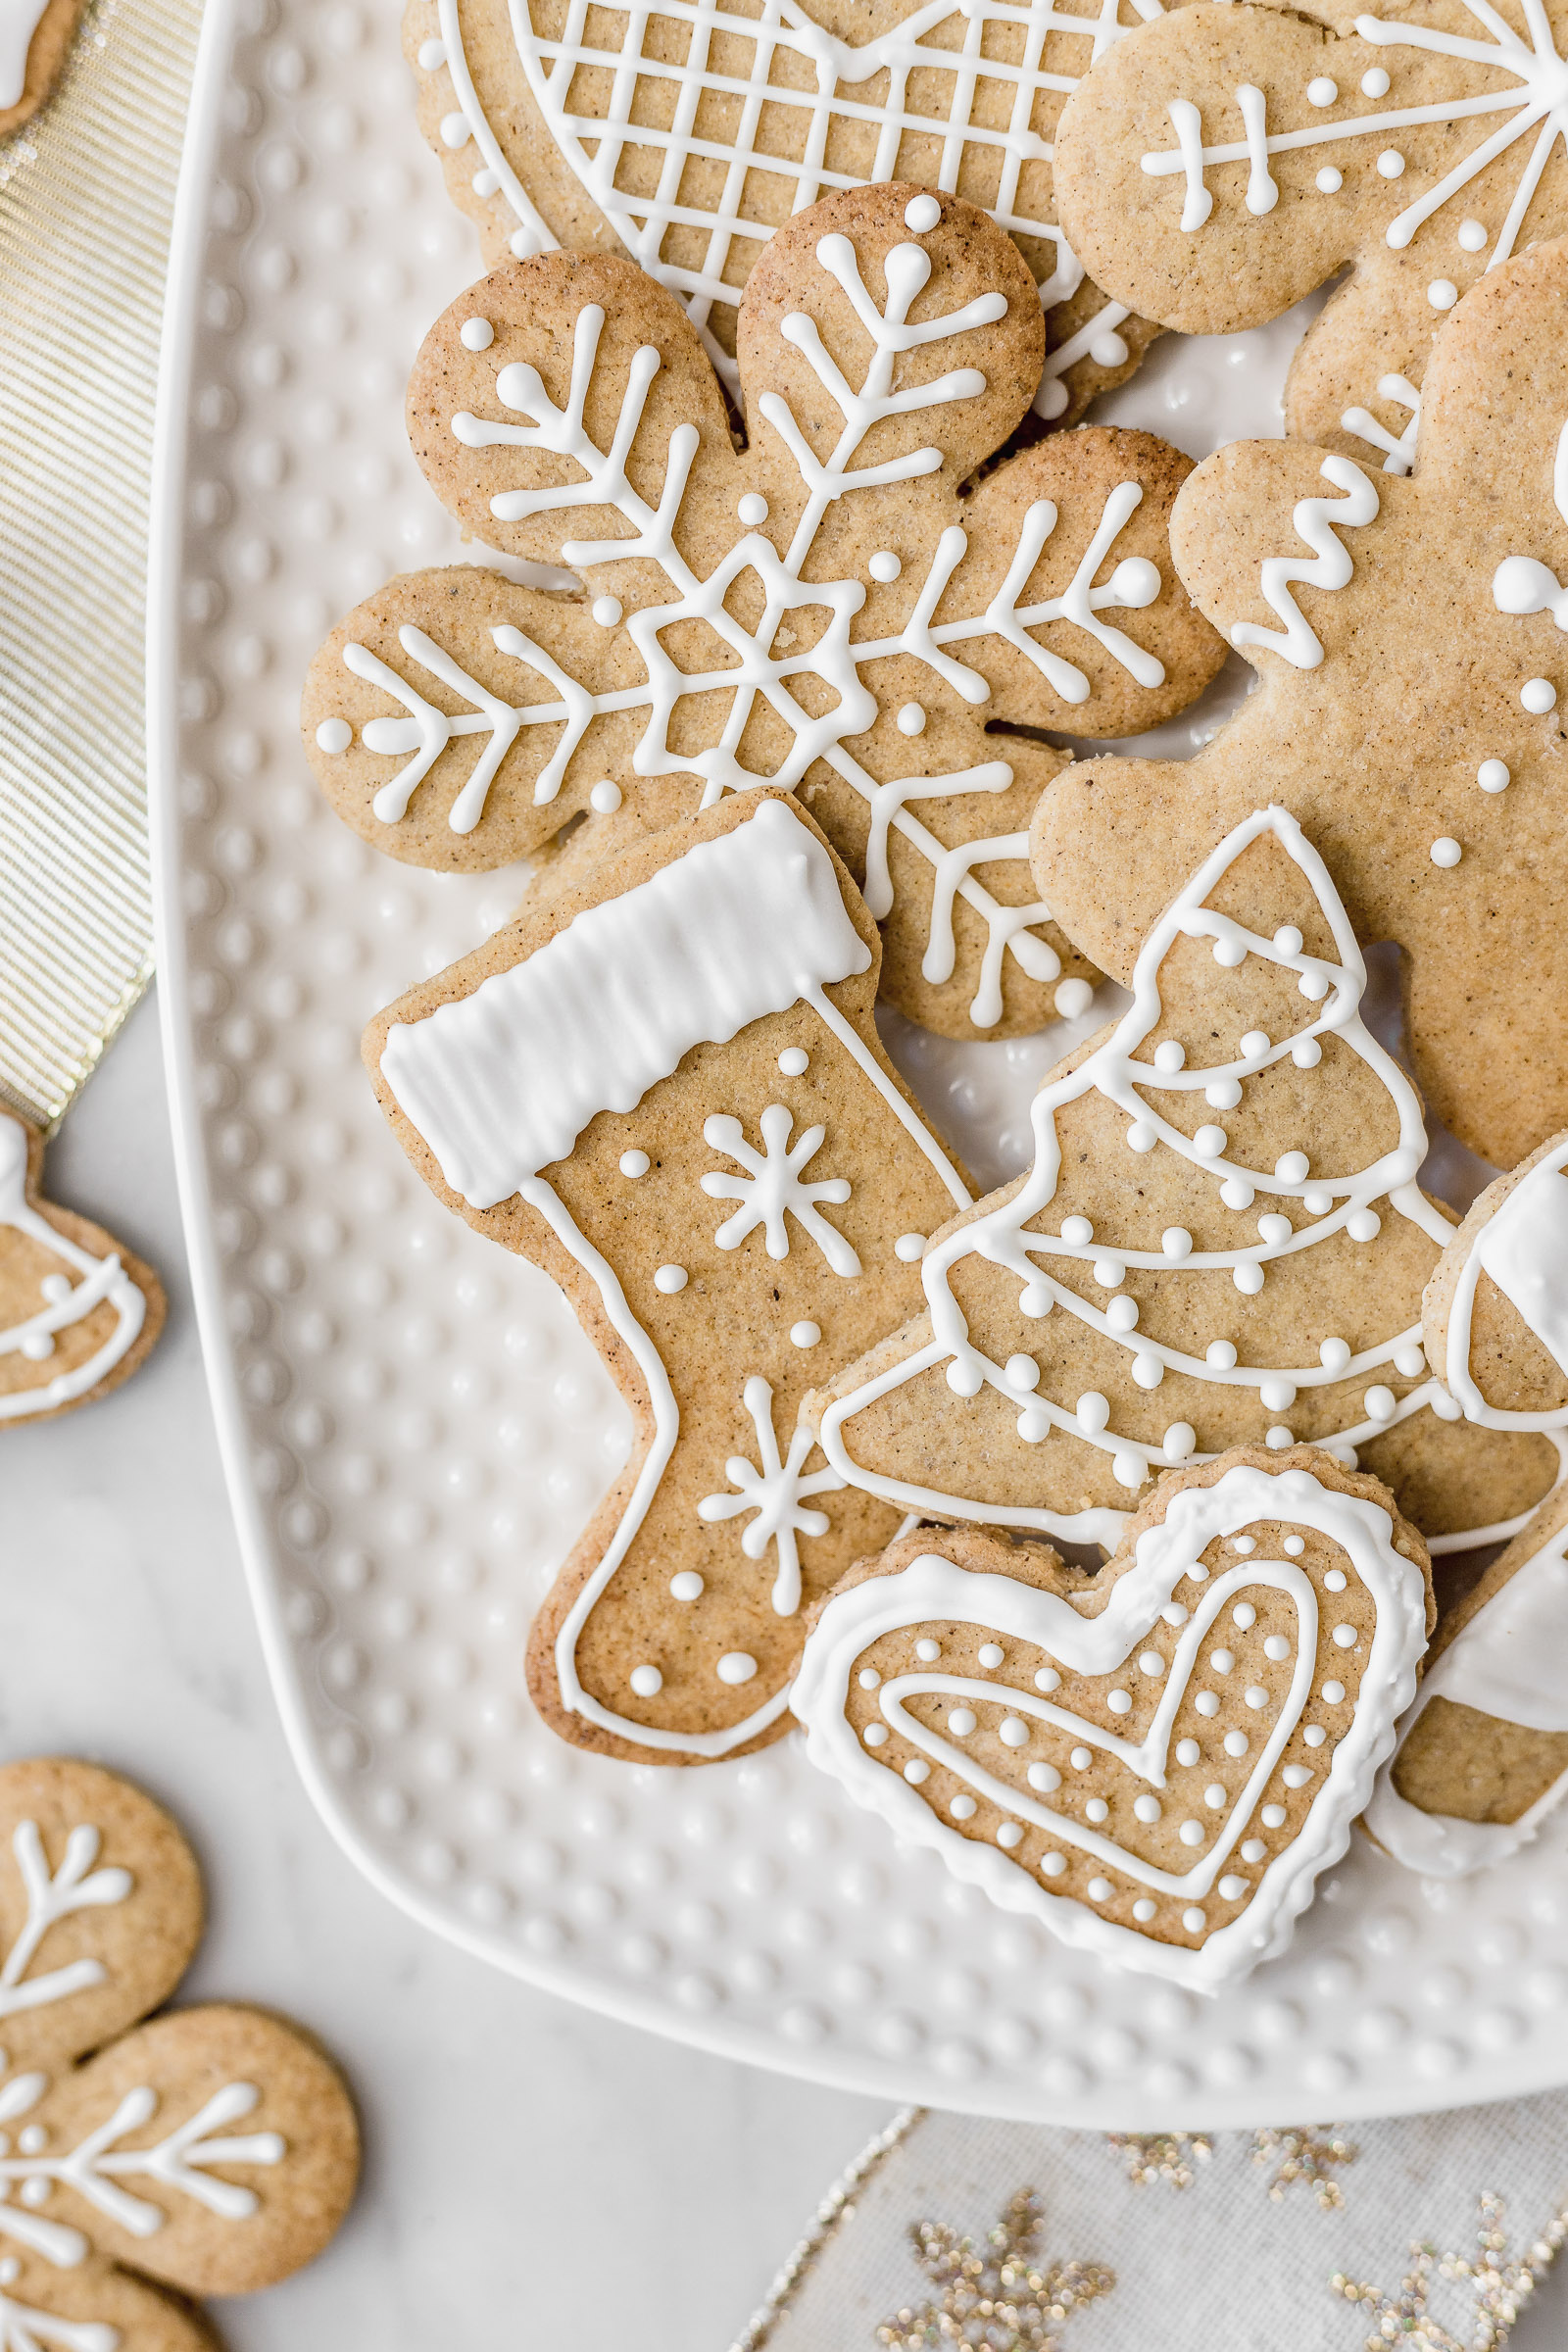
[[869, 550, 901, 582], [629, 1663, 662, 1696], [1106, 1689, 1133, 1715], [460, 316, 495, 351], [1275, 1151, 1309, 1184], [1090, 327, 1130, 367], [916, 1639, 941, 1663], [1094, 1257, 1127, 1289], [1347, 1208, 1381, 1241], [417, 36, 448, 66], [440, 108, 472, 146], [904, 1758, 930, 1783], [1232, 1601, 1256, 1629], [1127, 1120, 1157, 1152], [1161, 1227, 1193, 1258], [979, 1642, 1004, 1669], [1322, 1679, 1347, 1704], [1194, 1124, 1227, 1157], [1428, 279, 1459, 311], [1195, 1690, 1220, 1717], [592, 595, 622, 627], [1176, 1738, 1200, 1766], [1056, 978, 1095, 1018], [670, 1570, 704, 1600], [1244, 1684, 1269, 1709], [1282, 1536, 1305, 1556], [1088, 1876, 1113, 1901], [1266, 1425, 1295, 1449], [1324, 1568, 1348, 1592], [1042, 1851, 1067, 1877], [904, 193, 942, 232], [590, 779, 623, 813], [1075, 1391, 1110, 1433], [999, 1716, 1029, 1747], [1085, 1797, 1109, 1823], [1458, 218, 1488, 251], [1210, 1648, 1235, 1675], [1005, 1353, 1040, 1392], [1361, 66, 1390, 93], [858, 1667, 881, 1689], [1035, 1666, 1060, 1692], [1241, 1838, 1267, 1863], [777, 1047, 809, 1075], [1364, 1384, 1396, 1420], [949, 1790, 974, 1815], [998, 1822, 1025, 1848], [315, 716, 352, 754], [1061, 1214, 1094, 1247], [1028, 1763, 1061, 1795], [1206, 1340, 1238, 1370], [790, 1320, 821, 1348], [1376, 149, 1405, 176], [1333, 1624, 1358, 1648], [1134, 1793, 1162, 1822], [1304, 1725, 1328, 1747], [897, 702, 926, 736], [894, 1232, 926, 1261], [1162, 1422, 1196, 1461], [1261, 1803, 1288, 1829], [1231, 1536, 1255, 1554], [1273, 925, 1303, 955], [737, 492, 768, 526], [1139, 1650, 1164, 1678], [948, 1707, 977, 1736], [1134, 1898, 1157, 1922], [1283, 1764, 1313, 1788], [1180, 1818, 1206, 1845], [1478, 759, 1510, 793], [654, 1263, 688, 1293], [1523, 676, 1557, 711], [1153, 1039, 1186, 1072], [1224, 1729, 1250, 1757], [1307, 74, 1338, 103], [1320, 1336, 1351, 1374], [1316, 166, 1344, 193], [864, 1723, 889, 1747], [717, 1651, 758, 1684], [1070, 1746, 1093, 1770], [1218, 1875, 1249, 1901]]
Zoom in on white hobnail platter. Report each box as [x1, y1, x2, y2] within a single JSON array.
[[148, 0, 1568, 2127]]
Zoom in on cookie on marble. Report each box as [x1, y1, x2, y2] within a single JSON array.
[[793, 1448, 1433, 1989], [1052, 0, 1568, 469], [304, 182, 1228, 1039], [0, 1, 82, 137], [0, 1758, 359, 2350], [808, 805, 1559, 1559], [366, 789, 976, 1766], [405, 0, 1166, 425], [1032, 238, 1568, 1168], [0, 1110, 163, 1427]]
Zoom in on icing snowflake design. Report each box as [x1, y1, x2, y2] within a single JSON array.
[[1146, 0, 1568, 272], [325, 213, 1174, 1025], [429, 0, 1162, 416], [697, 1374, 845, 1614], [0, 1117, 144, 1424], [0, 1823, 130, 2026], [0, 2258, 116, 2352], [701, 1105, 858, 1275], [1342, 373, 1422, 475]]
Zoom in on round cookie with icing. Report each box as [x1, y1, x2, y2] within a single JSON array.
[[366, 789, 978, 1766], [0, 1112, 163, 1427], [0, 1, 82, 136], [1031, 236, 1568, 1168], [0, 1757, 359, 2350], [1424, 1127, 1568, 1432], [1365, 1482, 1568, 1876], [807, 804, 1561, 1558], [302, 183, 1228, 1040], [792, 1448, 1433, 1991], [1052, 0, 1568, 472], [405, 0, 1168, 426]]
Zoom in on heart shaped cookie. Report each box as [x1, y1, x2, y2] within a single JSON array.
[[406, 0, 1165, 421], [793, 1449, 1433, 1988]]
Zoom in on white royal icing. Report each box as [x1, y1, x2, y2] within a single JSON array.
[[701, 1105, 858, 1276], [1342, 372, 1421, 476], [1444, 1136, 1568, 1430], [1142, 0, 1568, 272], [818, 806, 1541, 1553], [379, 798, 968, 1756], [1493, 416, 1568, 631], [0, 1116, 146, 1421], [331, 201, 1174, 1021], [793, 1460, 1429, 1989], [0, 1, 46, 113], [429, 0, 1163, 398], [1230, 456, 1379, 670], [1366, 1513, 1568, 1876]]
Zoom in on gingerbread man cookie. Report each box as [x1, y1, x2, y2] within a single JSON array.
[[0, 1758, 358, 2351], [0, 2, 81, 136], [1052, 0, 1568, 469], [1032, 237, 1568, 1168], [406, 0, 1169, 426], [366, 789, 975, 1765], [303, 183, 1227, 1040], [793, 1448, 1433, 1990], [0, 1112, 163, 1428], [808, 805, 1559, 1557]]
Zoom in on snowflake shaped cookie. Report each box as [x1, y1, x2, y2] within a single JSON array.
[[304, 182, 1226, 1039], [0, 1759, 357, 2352], [1054, 0, 1568, 466]]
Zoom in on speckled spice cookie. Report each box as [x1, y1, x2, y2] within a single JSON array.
[[1052, 0, 1568, 469], [0, 0, 82, 137], [302, 182, 1227, 1040], [1032, 238, 1568, 1169], [1423, 1127, 1568, 1439], [404, 0, 1168, 426], [0, 1111, 163, 1427], [365, 788, 977, 1766], [807, 805, 1559, 1560], [792, 1447, 1433, 1990], [0, 1758, 359, 2351]]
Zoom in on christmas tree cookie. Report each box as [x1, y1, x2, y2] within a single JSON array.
[[808, 806, 1559, 1555], [793, 1450, 1433, 1990], [303, 183, 1227, 1039], [1032, 236, 1568, 1167], [1051, 0, 1568, 468], [366, 789, 975, 1766]]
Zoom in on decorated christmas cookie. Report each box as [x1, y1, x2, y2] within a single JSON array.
[[0, 1112, 163, 1427], [1424, 1128, 1568, 1433], [808, 805, 1561, 1555], [0, 1758, 359, 2350], [792, 1449, 1433, 1990], [1365, 1483, 1568, 1877], [405, 0, 1168, 425], [303, 183, 1228, 1039], [366, 789, 975, 1765], [0, 1, 81, 136], [1052, 0, 1568, 468], [1032, 237, 1568, 1167]]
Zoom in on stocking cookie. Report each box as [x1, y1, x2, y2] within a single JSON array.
[[808, 806, 1559, 1555], [0, 1112, 163, 1427], [0, 2, 81, 136], [793, 1449, 1433, 1989], [1033, 238, 1568, 1167], [0, 1758, 359, 2350], [1424, 1129, 1568, 1433], [407, 0, 1167, 426], [1052, 0, 1568, 466], [303, 183, 1227, 1039], [366, 790, 974, 1764]]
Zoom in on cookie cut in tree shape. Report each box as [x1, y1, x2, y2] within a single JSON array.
[[302, 183, 1226, 1040], [1052, 0, 1568, 470], [406, 0, 1169, 426], [0, 1114, 162, 1428], [366, 790, 977, 1766], [808, 806, 1560, 1556], [792, 1451, 1434, 1990], [1031, 237, 1568, 1170], [0, 1759, 358, 2352]]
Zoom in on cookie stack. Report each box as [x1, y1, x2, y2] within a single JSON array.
[[298, 0, 1568, 1991]]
